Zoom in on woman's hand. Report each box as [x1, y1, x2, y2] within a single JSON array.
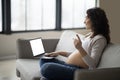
[[74, 34, 82, 50], [44, 52, 59, 57]]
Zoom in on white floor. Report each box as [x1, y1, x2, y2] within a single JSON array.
[[0, 59, 20, 80]]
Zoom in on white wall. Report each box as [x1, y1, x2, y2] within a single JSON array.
[[0, 0, 120, 58], [100, 0, 120, 43]]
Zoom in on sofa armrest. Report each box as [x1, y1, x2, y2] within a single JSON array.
[[74, 68, 120, 80], [16, 38, 59, 59]]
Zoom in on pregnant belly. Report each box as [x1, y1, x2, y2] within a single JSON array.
[[66, 50, 88, 68]]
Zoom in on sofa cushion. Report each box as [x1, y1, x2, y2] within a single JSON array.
[[16, 59, 41, 80], [55, 30, 84, 52], [98, 43, 120, 68], [17, 39, 34, 59]]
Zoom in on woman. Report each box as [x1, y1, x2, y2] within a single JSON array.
[[40, 7, 110, 80]]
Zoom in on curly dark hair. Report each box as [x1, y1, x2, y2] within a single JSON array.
[[86, 7, 110, 44]]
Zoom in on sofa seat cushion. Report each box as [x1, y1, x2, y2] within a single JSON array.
[[16, 59, 41, 80], [98, 43, 120, 68]]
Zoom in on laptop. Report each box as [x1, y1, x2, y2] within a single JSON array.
[[29, 38, 45, 56], [29, 38, 55, 59]]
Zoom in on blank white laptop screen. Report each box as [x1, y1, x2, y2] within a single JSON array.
[[30, 38, 45, 56]]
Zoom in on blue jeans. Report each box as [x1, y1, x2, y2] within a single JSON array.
[[40, 58, 82, 80]]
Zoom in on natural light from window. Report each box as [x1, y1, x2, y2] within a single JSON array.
[[11, 0, 55, 31], [62, 0, 96, 29], [11, 0, 96, 31]]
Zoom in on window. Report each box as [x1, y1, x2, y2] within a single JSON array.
[[11, 0, 56, 31], [1, 0, 97, 34], [62, 0, 96, 29], [0, 0, 2, 32]]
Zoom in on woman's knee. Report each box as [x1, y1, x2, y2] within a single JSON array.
[[40, 63, 57, 78], [40, 58, 54, 67], [40, 58, 49, 67]]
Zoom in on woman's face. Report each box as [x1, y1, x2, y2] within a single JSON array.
[[84, 16, 92, 30]]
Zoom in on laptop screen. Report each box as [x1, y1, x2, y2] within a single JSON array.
[[29, 38, 45, 56]]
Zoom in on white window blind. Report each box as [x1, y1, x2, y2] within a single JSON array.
[[62, 0, 96, 29], [11, 0, 56, 31], [10, 0, 96, 31]]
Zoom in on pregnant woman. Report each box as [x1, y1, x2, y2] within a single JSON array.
[[40, 7, 111, 80]]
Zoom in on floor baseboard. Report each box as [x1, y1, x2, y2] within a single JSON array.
[[0, 55, 16, 60]]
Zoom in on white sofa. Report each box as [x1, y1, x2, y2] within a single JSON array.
[[16, 30, 120, 80]]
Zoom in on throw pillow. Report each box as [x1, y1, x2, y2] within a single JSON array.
[[55, 30, 84, 53]]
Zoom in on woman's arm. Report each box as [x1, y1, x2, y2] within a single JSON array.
[[44, 51, 70, 57], [74, 34, 87, 57], [74, 34, 107, 69], [83, 38, 107, 69], [74, 34, 89, 68]]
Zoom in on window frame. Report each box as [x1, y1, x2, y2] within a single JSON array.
[[0, 0, 98, 34], [1, 0, 11, 34]]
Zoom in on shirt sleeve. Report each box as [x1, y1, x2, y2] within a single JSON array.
[[82, 37, 107, 69]]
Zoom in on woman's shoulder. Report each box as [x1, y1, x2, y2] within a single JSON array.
[[93, 34, 106, 40], [91, 34, 107, 45], [88, 34, 107, 50], [84, 33, 106, 42]]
